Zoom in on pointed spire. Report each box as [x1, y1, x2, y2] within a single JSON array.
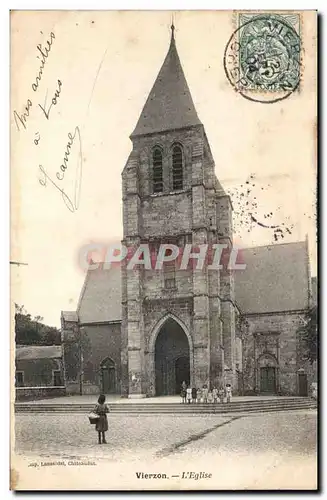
[[130, 23, 202, 138]]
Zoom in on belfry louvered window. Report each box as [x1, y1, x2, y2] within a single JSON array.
[[153, 148, 163, 193], [164, 260, 176, 289], [172, 145, 183, 191]]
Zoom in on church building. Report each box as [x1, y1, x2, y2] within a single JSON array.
[[61, 27, 316, 398]]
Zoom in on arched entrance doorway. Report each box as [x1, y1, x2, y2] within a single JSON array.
[[155, 318, 190, 395], [100, 357, 116, 394]]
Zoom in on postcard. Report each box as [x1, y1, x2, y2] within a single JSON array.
[[11, 10, 317, 490]]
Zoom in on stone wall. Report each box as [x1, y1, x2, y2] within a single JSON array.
[[142, 268, 193, 300], [16, 358, 63, 387], [66, 381, 99, 395], [241, 311, 307, 395], [81, 323, 122, 394], [16, 386, 66, 401], [297, 322, 318, 393], [63, 322, 122, 395], [300, 360, 318, 394], [142, 192, 192, 237]]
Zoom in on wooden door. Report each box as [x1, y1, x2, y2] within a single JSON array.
[[260, 367, 276, 393], [298, 373, 308, 396], [102, 366, 116, 393], [175, 356, 190, 394]]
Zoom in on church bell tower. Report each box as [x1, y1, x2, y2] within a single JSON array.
[[121, 24, 236, 397]]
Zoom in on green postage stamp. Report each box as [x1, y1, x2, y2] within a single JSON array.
[[224, 12, 301, 103]]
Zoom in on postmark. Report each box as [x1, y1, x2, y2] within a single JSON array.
[[224, 13, 301, 103]]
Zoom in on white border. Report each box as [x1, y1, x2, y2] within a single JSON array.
[[3, 3, 323, 499]]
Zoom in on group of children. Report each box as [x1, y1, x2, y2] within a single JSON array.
[[180, 382, 232, 404]]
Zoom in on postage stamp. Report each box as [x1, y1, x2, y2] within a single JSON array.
[[224, 12, 301, 103]]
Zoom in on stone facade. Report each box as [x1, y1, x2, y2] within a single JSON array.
[[240, 311, 309, 395], [78, 323, 121, 395], [121, 128, 237, 396], [16, 357, 63, 387], [16, 387, 66, 401], [61, 313, 121, 395]]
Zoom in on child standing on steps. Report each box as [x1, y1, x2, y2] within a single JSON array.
[[202, 384, 208, 404], [94, 394, 109, 444], [180, 381, 187, 403], [218, 387, 225, 403], [225, 383, 232, 403], [186, 385, 192, 404]]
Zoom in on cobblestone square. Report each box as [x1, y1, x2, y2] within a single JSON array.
[[14, 409, 317, 489]]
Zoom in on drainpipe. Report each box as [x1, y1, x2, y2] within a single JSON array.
[[79, 326, 84, 396], [241, 333, 245, 396]]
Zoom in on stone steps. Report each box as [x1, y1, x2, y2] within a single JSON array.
[[15, 397, 317, 415]]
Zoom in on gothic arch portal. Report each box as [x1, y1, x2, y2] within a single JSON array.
[[147, 314, 194, 396], [149, 313, 193, 353]]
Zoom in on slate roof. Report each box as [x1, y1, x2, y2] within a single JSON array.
[[77, 264, 122, 324], [131, 31, 202, 138], [16, 345, 62, 361], [234, 241, 310, 314]]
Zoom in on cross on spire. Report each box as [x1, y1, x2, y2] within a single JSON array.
[[171, 14, 175, 40]]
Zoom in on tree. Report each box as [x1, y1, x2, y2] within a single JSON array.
[[298, 306, 318, 365], [15, 304, 61, 345], [63, 327, 92, 381]]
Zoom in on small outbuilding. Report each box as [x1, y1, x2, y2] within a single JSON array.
[[15, 345, 66, 401]]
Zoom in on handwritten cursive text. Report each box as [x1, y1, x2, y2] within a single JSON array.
[[38, 79, 62, 120], [13, 32, 55, 132], [32, 32, 56, 92], [38, 126, 83, 213]]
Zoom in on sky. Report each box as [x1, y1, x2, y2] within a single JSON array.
[[11, 11, 317, 327]]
